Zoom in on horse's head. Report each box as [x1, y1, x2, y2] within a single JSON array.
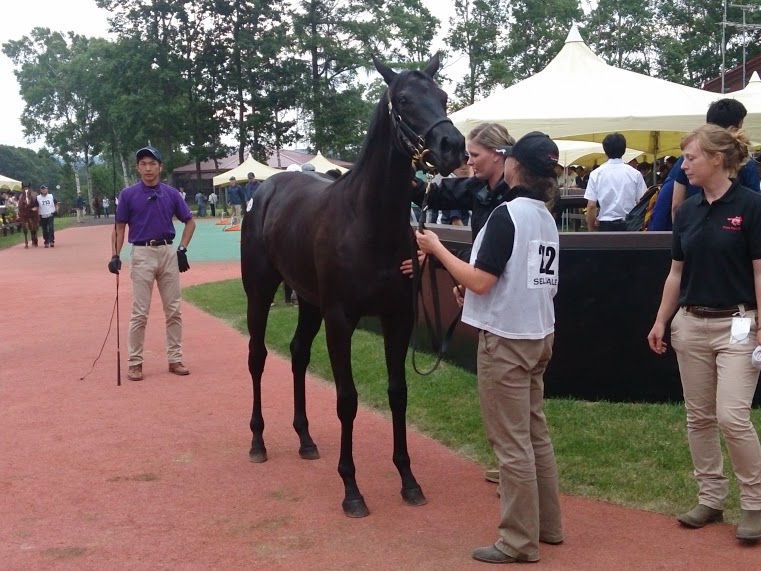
[[373, 54, 465, 177]]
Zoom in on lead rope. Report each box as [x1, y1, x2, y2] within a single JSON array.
[[410, 172, 463, 376]]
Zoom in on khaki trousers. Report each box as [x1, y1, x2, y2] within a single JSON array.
[[128, 245, 183, 366], [670, 308, 761, 510], [477, 331, 563, 562]]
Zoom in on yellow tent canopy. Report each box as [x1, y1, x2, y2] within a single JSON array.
[[213, 155, 282, 187], [303, 151, 349, 174], [556, 140, 645, 167]]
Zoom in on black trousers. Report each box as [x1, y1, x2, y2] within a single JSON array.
[[210, 203, 216, 217], [40, 216, 55, 244]]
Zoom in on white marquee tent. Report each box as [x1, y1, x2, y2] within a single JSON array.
[[450, 24, 725, 158], [212, 155, 282, 188], [0, 174, 22, 190], [729, 71, 761, 129]]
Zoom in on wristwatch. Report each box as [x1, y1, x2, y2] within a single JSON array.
[[177, 245, 187, 253]]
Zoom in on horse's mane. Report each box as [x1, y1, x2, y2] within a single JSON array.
[[343, 69, 423, 187]]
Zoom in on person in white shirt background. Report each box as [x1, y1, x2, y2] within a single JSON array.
[[584, 132, 647, 231], [36, 184, 59, 247]]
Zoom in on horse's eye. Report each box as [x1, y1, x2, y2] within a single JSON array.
[[398, 96, 408, 106]]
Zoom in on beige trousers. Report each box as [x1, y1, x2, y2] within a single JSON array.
[[670, 308, 761, 510], [477, 331, 563, 562], [128, 245, 183, 366]]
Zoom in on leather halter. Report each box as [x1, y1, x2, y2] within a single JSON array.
[[387, 91, 452, 173]]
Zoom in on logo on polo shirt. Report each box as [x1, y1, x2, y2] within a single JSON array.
[[722, 215, 742, 232]]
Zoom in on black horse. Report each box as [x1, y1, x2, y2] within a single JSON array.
[[240, 55, 465, 517]]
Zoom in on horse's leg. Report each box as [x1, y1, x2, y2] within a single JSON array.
[[290, 300, 322, 460], [323, 308, 366, 517], [245, 277, 279, 464], [22, 223, 28, 248], [381, 311, 427, 507], [31, 220, 38, 246]]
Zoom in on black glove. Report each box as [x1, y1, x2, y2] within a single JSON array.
[[177, 246, 190, 272], [108, 255, 121, 274]]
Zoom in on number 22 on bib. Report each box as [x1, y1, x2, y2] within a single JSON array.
[[527, 240, 558, 288]]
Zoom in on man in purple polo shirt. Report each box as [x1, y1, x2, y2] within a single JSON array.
[[108, 145, 196, 382]]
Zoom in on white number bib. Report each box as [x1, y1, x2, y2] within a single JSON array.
[[527, 240, 559, 289]]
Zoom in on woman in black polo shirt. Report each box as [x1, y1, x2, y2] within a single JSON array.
[[648, 124, 761, 543]]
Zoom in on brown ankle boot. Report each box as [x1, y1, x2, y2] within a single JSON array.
[[737, 509, 761, 542], [677, 504, 723, 528], [127, 364, 143, 381], [168, 362, 190, 376]]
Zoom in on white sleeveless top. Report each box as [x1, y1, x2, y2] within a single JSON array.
[[462, 197, 559, 339]]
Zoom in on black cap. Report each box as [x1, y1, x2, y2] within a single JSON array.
[[247, 172, 255, 177], [39, 184, 48, 190], [496, 131, 559, 177], [135, 145, 163, 163]]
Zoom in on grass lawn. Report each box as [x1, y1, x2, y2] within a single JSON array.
[[184, 278, 760, 523], [0, 215, 78, 251]]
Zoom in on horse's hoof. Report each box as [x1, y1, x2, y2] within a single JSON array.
[[401, 486, 427, 507], [299, 445, 320, 460], [342, 497, 370, 518], [24, 245, 28, 249], [248, 449, 268, 463]]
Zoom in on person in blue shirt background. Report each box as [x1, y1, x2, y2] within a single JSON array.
[[648, 171, 677, 231], [671, 98, 760, 221], [227, 176, 244, 222], [244, 172, 259, 203]]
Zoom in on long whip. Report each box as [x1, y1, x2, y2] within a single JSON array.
[[111, 136, 121, 386]]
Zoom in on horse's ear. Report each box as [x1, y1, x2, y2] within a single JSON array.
[[372, 55, 397, 85], [422, 53, 440, 78]]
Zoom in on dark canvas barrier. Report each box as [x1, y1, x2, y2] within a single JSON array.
[[420, 225, 761, 406]]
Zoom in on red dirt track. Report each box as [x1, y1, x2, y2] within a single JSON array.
[[1, 223, 760, 570]]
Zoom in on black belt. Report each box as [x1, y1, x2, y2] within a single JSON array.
[[685, 304, 757, 318], [133, 239, 173, 247]]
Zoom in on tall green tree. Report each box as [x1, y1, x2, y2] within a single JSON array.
[[3, 30, 110, 202], [444, 0, 510, 110], [216, 0, 302, 163], [502, 0, 582, 81], [655, 0, 761, 88], [585, 0, 658, 74], [291, 0, 439, 157], [95, 0, 194, 163]]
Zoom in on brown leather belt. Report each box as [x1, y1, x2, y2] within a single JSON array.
[[685, 304, 757, 318]]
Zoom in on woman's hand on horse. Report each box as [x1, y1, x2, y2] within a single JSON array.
[[415, 229, 441, 255], [453, 285, 465, 307], [400, 251, 425, 277]]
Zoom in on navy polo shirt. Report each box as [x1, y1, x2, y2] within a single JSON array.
[[672, 179, 761, 307]]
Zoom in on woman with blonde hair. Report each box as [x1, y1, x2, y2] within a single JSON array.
[[409, 122, 515, 244], [648, 124, 761, 543]]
